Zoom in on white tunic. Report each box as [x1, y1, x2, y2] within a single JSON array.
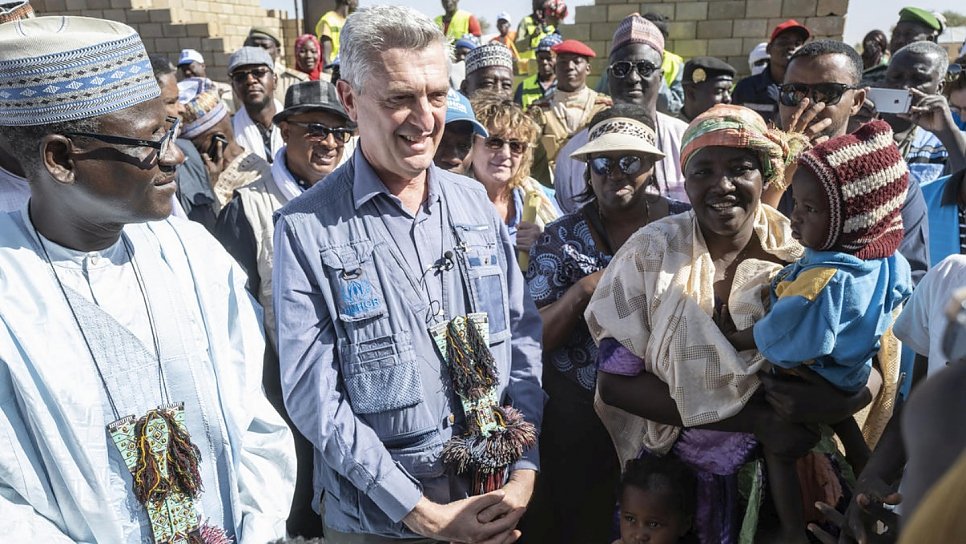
[[0, 208, 295, 543]]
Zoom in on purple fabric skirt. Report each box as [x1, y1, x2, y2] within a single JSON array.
[[648, 429, 759, 544]]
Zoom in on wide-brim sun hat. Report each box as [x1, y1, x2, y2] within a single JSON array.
[[570, 117, 665, 162]]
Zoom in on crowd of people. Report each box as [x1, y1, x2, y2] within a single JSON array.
[[1, 0, 966, 543]]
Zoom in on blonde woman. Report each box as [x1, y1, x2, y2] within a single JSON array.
[[470, 91, 559, 258]]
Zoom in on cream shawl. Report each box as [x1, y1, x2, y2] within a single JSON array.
[[585, 204, 803, 460]]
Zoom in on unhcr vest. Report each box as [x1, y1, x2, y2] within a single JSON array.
[[435, 10, 472, 41]]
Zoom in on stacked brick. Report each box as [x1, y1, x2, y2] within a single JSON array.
[[559, 0, 849, 87], [33, 0, 302, 81]]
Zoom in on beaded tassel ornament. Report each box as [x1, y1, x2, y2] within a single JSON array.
[[110, 403, 230, 543], [436, 314, 537, 494]]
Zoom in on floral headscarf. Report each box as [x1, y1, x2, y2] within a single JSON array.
[[680, 104, 809, 190], [294, 34, 322, 81]]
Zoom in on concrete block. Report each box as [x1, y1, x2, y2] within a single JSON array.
[[148, 9, 172, 23], [586, 41, 609, 59], [816, 0, 849, 16], [155, 37, 180, 51], [733, 19, 769, 39], [139, 23, 164, 38], [101, 8, 124, 20], [86, 0, 110, 9], [179, 37, 202, 50], [43, 0, 67, 10], [675, 39, 709, 57], [728, 56, 751, 75], [64, 0, 85, 10], [697, 20, 733, 39], [110, 0, 131, 7], [590, 22, 619, 41], [126, 9, 151, 23], [745, 0, 782, 19], [782, 0, 817, 18], [743, 37, 768, 53], [639, 3, 676, 20], [805, 16, 845, 36], [709, 1, 746, 20], [669, 21, 696, 40], [676, 2, 708, 21], [186, 23, 211, 37], [607, 4, 639, 22], [576, 5, 607, 24], [566, 23, 592, 42], [163, 24, 187, 37], [707, 38, 745, 57]]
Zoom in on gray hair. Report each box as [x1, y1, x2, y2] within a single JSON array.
[[340, 5, 450, 91], [893, 40, 950, 76]]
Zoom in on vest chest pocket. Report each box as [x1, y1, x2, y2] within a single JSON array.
[[320, 241, 387, 323], [456, 224, 511, 344]]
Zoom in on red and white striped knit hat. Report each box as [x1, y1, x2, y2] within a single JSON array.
[[798, 119, 908, 259]]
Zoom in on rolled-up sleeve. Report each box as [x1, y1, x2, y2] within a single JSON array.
[[494, 217, 546, 472], [273, 216, 422, 523]]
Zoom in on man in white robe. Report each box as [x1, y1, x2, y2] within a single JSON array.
[[0, 16, 295, 543]]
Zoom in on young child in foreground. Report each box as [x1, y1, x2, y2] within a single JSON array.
[[613, 455, 699, 544], [729, 119, 913, 542]]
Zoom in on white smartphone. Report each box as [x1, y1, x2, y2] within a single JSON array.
[[867, 88, 913, 114]]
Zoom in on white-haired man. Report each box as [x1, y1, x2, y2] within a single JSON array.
[[273, 5, 545, 543]]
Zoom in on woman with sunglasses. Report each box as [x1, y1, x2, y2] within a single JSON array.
[[587, 104, 891, 543], [518, 105, 688, 543], [469, 92, 559, 261]]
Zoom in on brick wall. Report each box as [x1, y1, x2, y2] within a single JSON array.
[[33, 0, 303, 81], [560, 0, 850, 87]]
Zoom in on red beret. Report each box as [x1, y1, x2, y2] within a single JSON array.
[[770, 19, 810, 42], [551, 39, 596, 58]]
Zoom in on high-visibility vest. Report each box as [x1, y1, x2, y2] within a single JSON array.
[[518, 75, 547, 111], [435, 10, 472, 42], [516, 15, 556, 62], [315, 11, 345, 63], [662, 50, 683, 89]]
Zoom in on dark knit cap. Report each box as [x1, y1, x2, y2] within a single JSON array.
[[798, 119, 908, 259]]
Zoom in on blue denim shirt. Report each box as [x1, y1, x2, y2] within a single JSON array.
[[272, 149, 545, 537]]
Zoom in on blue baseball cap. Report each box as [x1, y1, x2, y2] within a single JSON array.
[[446, 89, 488, 137]]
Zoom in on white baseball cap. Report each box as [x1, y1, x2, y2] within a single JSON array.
[[178, 48, 204, 66], [496, 11, 511, 24]]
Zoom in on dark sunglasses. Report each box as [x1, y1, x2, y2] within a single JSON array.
[[482, 136, 529, 155], [778, 82, 860, 107], [62, 116, 181, 162], [590, 155, 643, 177], [286, 121, 353, 143], [231, 67, 272, 83], [948, 63, 964, 83], [608, 60, 661, 80]]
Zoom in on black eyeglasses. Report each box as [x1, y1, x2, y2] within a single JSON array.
[[608, 60, 661, 80], [231, 67, 272, 83], [286, 121, 353, 143], [590, 155, 643, 177], [482, 136, 529, 155], [948, 64, 964, 83], [63, 116, 181, 161], [778, 82, 860, 107]]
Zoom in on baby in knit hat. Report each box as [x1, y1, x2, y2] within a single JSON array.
[[729, 119, 914, 542]]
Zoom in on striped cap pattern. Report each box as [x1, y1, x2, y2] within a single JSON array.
[[798, 119, 908, 259], [0, 16, 159, 126]]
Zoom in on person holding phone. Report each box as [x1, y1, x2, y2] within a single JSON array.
[[881, 41, 966, 188], [177, 77, 273, 231]]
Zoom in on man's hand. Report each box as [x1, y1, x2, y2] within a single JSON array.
[[201, 138, 227, 185], [478, 469, 536, 522], [514, 222, 543, 253], [402, 492, 523, 544], [807, 495, 900, 544], [833, 476, 902, 544], [901, 88, 955, 135], [784, 96, 833, 145]]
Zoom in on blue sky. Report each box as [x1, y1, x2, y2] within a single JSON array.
[[262, 0, 954, 49]]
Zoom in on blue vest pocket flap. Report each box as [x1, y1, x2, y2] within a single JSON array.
[[320, 241, 387, 322]]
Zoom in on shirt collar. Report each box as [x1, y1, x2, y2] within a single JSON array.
[[351, 146, 442, 210]]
